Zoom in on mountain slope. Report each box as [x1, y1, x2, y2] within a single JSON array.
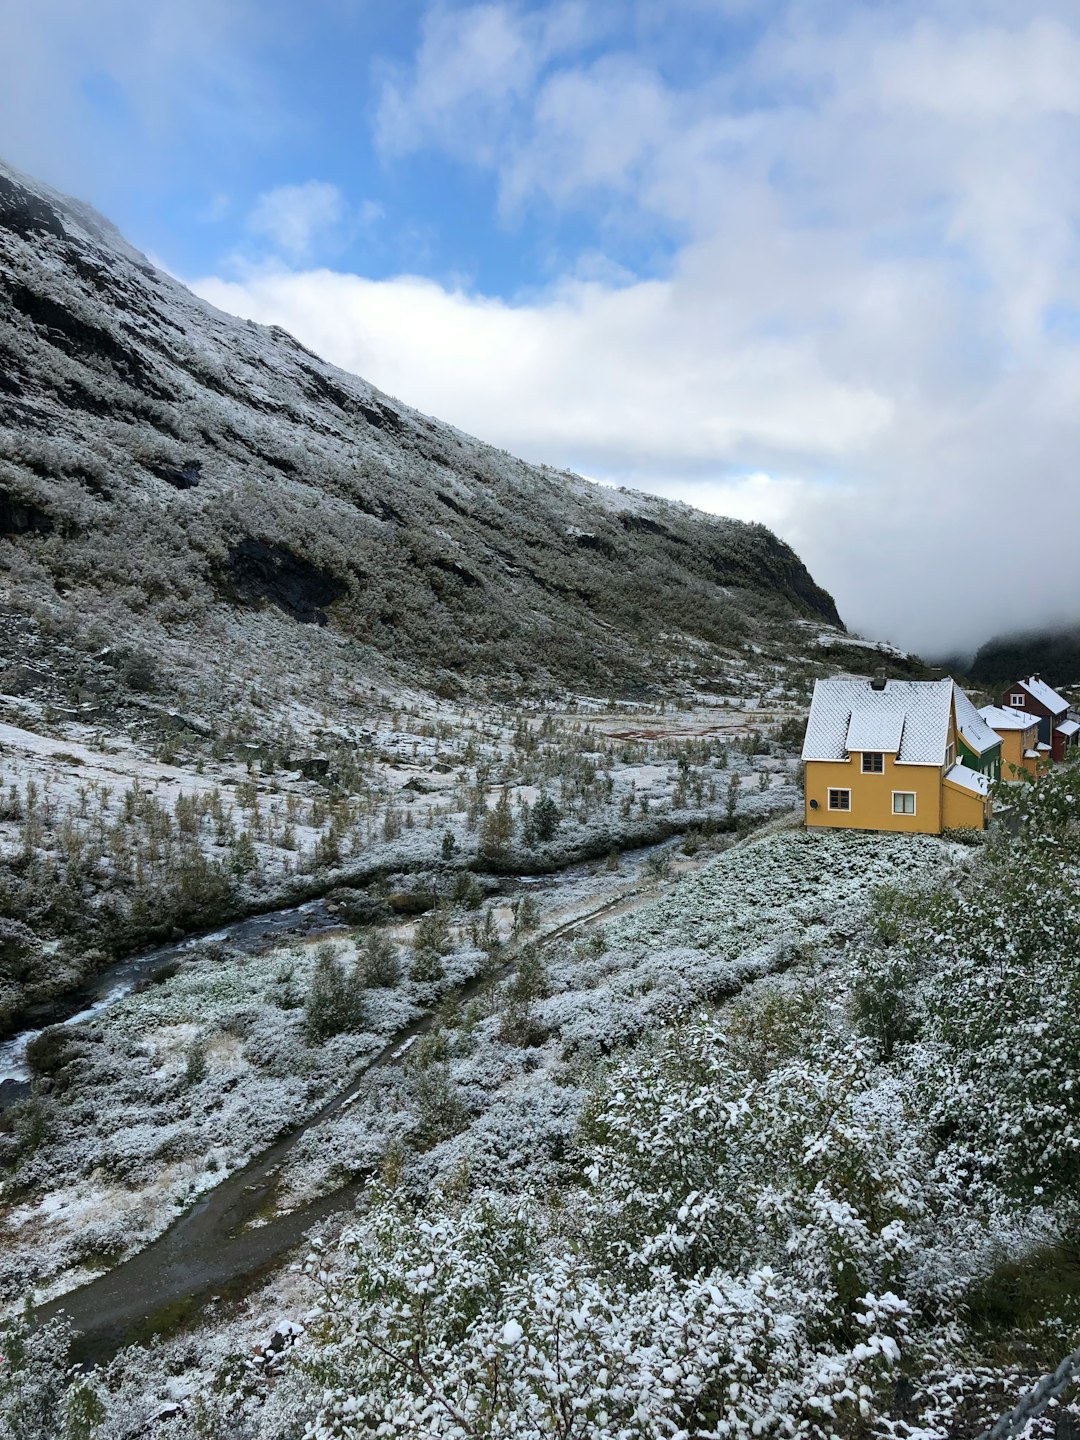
[[0, 159, 843, 704], [968, 624, 1080, 692]]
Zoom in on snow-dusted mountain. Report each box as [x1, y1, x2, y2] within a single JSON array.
[[0, 158, 843, 703]]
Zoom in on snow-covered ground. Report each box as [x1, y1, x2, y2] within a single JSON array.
[[0, 685, 804, 1036], [0, 820, 953, 1313]]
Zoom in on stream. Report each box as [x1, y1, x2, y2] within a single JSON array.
[[15, 820, 782, 1365], [0, 899, 343, 1098], [0, 820, 714, 1099], [36, 889, 637, 1366]]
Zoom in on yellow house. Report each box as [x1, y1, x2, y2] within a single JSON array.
[[977, 705, 1047, 781], [802, 676, 992, 834]]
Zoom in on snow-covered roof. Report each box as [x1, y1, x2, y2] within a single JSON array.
[[979, 704, 1039, 732], [943, 762, 990, 798], [802, 677, 954, 765], [846, 709, 905, 753], [1017, 676, 1069, 715], [1057, 718, 1080, 737], [953, 685, 1001, 756]]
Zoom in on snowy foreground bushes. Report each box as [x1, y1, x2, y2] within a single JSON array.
[[5, 771, 1080, 1437]]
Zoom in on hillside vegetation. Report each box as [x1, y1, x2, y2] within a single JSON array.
[[969, 624, 1080, 692], [0, 158, 844, 708], [4, 762, 1079, 1437]]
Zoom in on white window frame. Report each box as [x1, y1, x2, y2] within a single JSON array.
[[944, 742, 955, 767], [828, 788, 851, 811], [1010, 693, 1026, 707], [892, 791, 916, 815], [861, 752, 884, 773]]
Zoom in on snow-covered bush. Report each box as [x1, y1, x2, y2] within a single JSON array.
[[290, 1013, 924, 1439], [917, 866, 1080, 1207]]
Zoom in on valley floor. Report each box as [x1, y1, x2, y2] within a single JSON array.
[[3, 696, 1079, 1440]]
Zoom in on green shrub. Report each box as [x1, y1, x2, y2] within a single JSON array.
[[362, 931, 401, 987], [185, 1036, 208, 1086], [412, 905, 454, 982], [24, 1026, 75, 1079], [304, 943, 368, 1043], [408, 1062, 468, 1149]]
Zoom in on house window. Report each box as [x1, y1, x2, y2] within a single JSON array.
[[892, 792, 916, 815], [1010, 693, 1026, 706], [944, 743, 955, 767], [862, 752, 884, 773], [828, 789, 851, 811]]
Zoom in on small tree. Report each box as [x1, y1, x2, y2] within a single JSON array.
[[305, 943, 368, 1042], [469, 907, 502, 963], [412, 906, 453, 983], [230, 830, 259, 877], [498, 944, 550, 1046], [363, 930, 401, 988], [532, 793, 562, 843], [511, 894, 540, 939], [478, 788, 515, 861]]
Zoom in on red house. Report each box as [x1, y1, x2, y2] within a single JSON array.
[[997, 675, 1080, 763]]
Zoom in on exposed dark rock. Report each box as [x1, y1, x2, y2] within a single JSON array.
[[349, 492, 403, 524], [255, 450, 299, 476], [436, 491, 471, 517], [155, 458, 202, 490], [0, 488, 53, 535], [620, 513, 682, 543], [357, 399, 405, 435], [429, 555, 482, 588], [9, 283, 169, 397], [297, 755, 331, 778], [0, 172, 65, 241], [574, 531, 618, 559], [224, 539, 347, 625]]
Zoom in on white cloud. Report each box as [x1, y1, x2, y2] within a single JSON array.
[[192, 4, 1080, 658], [0, 0, 277, 198], [247, 181, 346, 262], [193, 261, 892, 467], [375, 2, 592, 165]]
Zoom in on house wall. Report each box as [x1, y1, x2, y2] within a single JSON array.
[[998, 686, 1057, 748], [958, 736, 1001, 780], [1051, 728, 1078, 763], [805, 754, 944, 834], [996, 725, 1042, 780], [942, 780, 989, 831]]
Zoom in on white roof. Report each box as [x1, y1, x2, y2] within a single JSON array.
[[944, 762, 990, 798], [846, 708, 905, 753], [953, 685, 1000, 756], [1057, 718, 1080, 736], [980, 704, 1039, 732], [802, 677, 954, 765], [1017, 676, 1069, 715]]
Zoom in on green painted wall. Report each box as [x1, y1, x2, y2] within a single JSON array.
[[959, 736, 1001, 782]]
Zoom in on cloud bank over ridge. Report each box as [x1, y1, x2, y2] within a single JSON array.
[[5, 0, 1080, 657]]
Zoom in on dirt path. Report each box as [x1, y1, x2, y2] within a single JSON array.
[[39, 813, 799, 1364], [38, 885, 646, 1364]]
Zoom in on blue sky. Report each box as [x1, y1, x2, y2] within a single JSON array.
[[4, 1, 1080, 655], [4, 2, 733, 288]]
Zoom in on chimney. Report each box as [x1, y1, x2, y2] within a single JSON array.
[[870, 667, 887, 691]]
